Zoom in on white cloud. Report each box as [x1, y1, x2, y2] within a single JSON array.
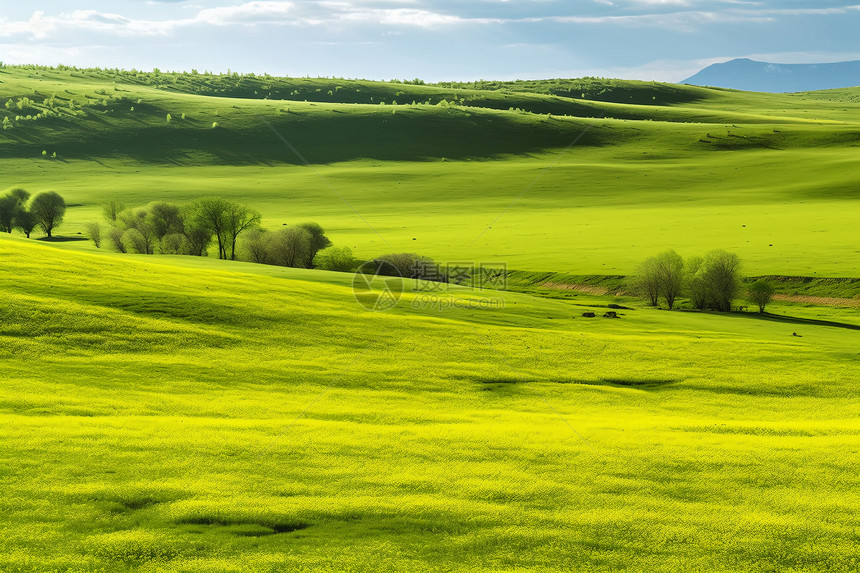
[[195, 2, 295, 25], [3, 1, 859, 41]]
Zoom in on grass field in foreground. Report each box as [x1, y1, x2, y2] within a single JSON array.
[[1, 66, 858, 276], [2, 236, 859, 572]]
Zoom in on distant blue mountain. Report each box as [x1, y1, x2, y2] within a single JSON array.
[[682, 58, 860, 93]]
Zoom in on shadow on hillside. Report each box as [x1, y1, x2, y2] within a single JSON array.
[[473, 375, 680, 391], [725, 311, 860, 331], [35, 236, 89, 243], [0, 110, 614, 165]]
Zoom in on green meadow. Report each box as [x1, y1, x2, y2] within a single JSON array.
[[1, 66, 859, 571], [1, 67, 858, 274]]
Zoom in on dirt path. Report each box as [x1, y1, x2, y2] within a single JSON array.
[[541, 283, 860, 308], [772, 294, 860, 308], [541, 282, 618, 296]]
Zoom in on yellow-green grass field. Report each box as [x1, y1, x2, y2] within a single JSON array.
[[1, 236, 859, 572], [2, 66, 860, 571]]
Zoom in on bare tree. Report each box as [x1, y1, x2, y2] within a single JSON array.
[[30, 191, 66, 238], [85, 222, 102, 248], [297, 222, 332, 268], [0, 188, 29, 233], [701, 250, 742, 312], [148, 202, 184, 238], [747, 279, 775, 314], [159, 233, 189, 255], [268, 227, 312, 268], [0, 195, 18, 233], [224, 202, 261, 260], [190, 196, 231, 259], [685, 256, 708, 310], [117, 209, 157, 254], [240, 228, 270, 264], [102, 201, 126, 223], [13, 210, 37, 238], [108, 227, 126, 253], [634, 256, 661, 306], [121, 228, 150, 254], [655, 250, 684, 310]]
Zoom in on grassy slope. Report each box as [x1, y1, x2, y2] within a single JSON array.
[[2, 68, 860, 571], [2, 235, 859, 572], [1, 66, 859, 276]]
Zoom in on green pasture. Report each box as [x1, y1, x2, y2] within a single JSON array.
[[1, 236, 859, 572], [1, 66, 858, 276], [1, 66, 859, 571]]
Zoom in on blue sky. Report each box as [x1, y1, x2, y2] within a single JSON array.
[[1, 1, 858, 82]]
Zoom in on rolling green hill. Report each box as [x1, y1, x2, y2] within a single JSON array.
[[2, 65, 858, 276], [2, 65, 860, 571], [0, 65, 858, 325]]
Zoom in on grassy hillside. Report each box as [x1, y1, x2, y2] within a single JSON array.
[[793, 87, 860, 103], [1, 64, 858, 277], [2, 64, 860, 571], [2, 235, 859, 572]]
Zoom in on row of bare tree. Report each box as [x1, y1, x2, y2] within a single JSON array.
[[635, 250, 774, 312], [94, 198, 340, 270]]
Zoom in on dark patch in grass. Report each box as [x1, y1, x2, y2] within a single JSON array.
[[569, 377, 681, 390], [597, 377, 679, 388], [177, 516, 309, 535], [474, 375, 530, 385], [226, 525, 279, 537], [726, 311, 860, 331], [35, 236, 89, 242], [271, 523, 309, 533], [474, 375, 678, 391], [472, 375, 534, 391], [90, 491, 183, 514], [116, 497, 162, 512]]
